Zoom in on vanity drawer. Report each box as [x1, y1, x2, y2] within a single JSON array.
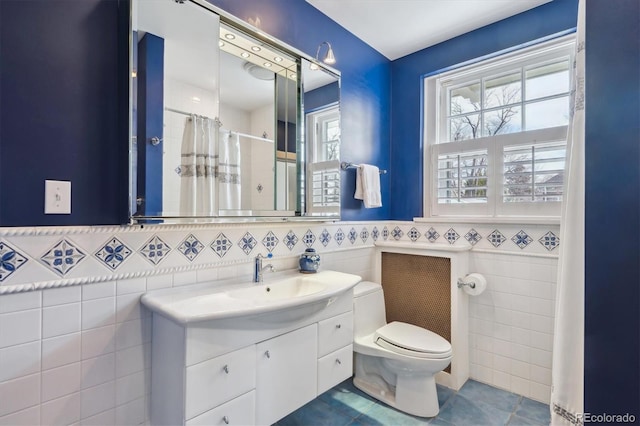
[[317, 344, 353, 395], [318, 311, 353, 357], [186, 390, 255, 426], [185, 345, 256, 420]]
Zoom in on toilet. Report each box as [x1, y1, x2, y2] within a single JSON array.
[[352, 281, 452, 418]]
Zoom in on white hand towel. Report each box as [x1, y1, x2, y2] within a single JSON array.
[[354, 164, 382, 208]]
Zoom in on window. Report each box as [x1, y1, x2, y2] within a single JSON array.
[[306, 105, 341, 215], [424, 36, 574, 218]]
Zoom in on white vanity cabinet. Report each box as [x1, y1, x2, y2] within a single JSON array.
[[148, 289, 355, 426], [256, 324, 318, 425]]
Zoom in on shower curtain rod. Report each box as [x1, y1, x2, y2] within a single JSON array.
[[166, 107, 274, 143], [165, 107, 213, 121], [221, 129, 273, 143]]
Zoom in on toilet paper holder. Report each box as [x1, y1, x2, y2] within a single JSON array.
[[456, 277, 476, 289]]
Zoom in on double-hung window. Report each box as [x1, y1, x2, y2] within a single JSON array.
[[424, 36, 574, 218]]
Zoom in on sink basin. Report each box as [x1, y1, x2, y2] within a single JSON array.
[[228, 277, 327, 301], [140, 270, 362, 324]]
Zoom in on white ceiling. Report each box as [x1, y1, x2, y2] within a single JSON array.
[[306, 0, 552, 60]]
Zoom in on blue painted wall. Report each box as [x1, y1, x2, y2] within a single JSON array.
[[389, 0, 579, 220], [584, 0, 639, 416], [0, 0, 128, 226]]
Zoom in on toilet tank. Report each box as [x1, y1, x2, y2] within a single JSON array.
[[353, 281, 387, 338]]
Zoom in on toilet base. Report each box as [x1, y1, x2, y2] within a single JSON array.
[[353, 353, 441, 418]]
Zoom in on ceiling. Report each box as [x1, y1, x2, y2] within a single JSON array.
[[305, 0, 552, 60]]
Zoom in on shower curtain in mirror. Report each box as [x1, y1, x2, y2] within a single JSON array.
[[218, 131, 242, 210], [551, 0, 584, 423], [179, 115, 216, 215]]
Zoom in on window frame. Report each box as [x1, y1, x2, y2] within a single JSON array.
[[423, 34, 575, 220]]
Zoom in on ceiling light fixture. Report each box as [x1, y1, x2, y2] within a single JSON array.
[[274, 56, 283, 62], [241, 52, 250, 58], [224, 33, 236, 40], [251, 46, 262, 52]]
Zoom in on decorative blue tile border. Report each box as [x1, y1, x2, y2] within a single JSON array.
[[211, 232, 232, 258], [465, 229, 481, 246], [426, 227, 440, 243], [444, 228, 460, 244], [41, 239, 86, 276], [539, 231, 560, 251], [512, 230, 533, 249], [140, 235, 171, 266], [319, 229, 331, 247], [0, 221, 561, 294], [348, 228, 357, 244], [360, 228, 369, 243], [488, 229, 507, 247], [262, 231, 279, 253], [238, 232, 257, 255], [284, 230, 298, 251], [408, 227, 421, 242], [0, 242, 27, 282], [95, 237, 132, 270], [303, 229, 316, 247], [371, 227, 379, 241], [177, 234, 204, 262], [391, 226, 403, 241]]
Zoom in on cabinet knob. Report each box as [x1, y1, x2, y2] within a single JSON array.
[[223, 365, 229, 374], [265, 350, 271, 359], [335, 324, 341, 329], [222, 415, 229, 424], [335, 358, 342, 365]]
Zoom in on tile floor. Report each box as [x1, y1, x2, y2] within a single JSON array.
[[276, 378, 550, 426]]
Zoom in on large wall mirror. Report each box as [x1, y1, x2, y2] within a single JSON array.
[[130, 0, 340, 222]]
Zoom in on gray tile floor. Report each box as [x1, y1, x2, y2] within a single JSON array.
[[276, 378, 550, 426]]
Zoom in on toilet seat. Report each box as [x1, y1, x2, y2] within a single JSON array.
[[374, 321, 452, 359]]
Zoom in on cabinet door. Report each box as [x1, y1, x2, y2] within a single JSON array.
[[255, 324, 318, 425]]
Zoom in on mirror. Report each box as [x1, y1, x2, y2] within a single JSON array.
[[301, 59, 341, 217], [130, 0, 340, 222]]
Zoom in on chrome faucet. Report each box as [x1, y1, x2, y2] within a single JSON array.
[[254, 253, 275, 283]]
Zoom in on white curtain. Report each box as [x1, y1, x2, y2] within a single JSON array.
[[551, 1, 585, 424], [218, 130, 242, 210], [179, 116, 216, 215]]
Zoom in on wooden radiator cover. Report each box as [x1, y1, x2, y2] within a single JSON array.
[[381, 252, 451, 372]]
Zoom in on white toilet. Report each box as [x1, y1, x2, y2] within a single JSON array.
[[352, 281, 452, 418]]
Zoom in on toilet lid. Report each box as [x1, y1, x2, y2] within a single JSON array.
[[374, 322, 452, 359]]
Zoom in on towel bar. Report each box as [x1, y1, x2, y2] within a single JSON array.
[[340, 161, 387, 174]]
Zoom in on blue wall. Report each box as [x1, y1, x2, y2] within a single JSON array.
[[0, 0, 128, 226], [584, 0, 639, 416], [389, 0, 579, 220]]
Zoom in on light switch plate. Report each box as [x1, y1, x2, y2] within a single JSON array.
[[45, 180, 71, 214]]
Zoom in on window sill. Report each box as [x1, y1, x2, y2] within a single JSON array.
[[414, 216, 561, 226]]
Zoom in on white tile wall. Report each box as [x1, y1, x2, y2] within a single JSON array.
[[0, 220, 559, 423], [468, 251, 557, 403]]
